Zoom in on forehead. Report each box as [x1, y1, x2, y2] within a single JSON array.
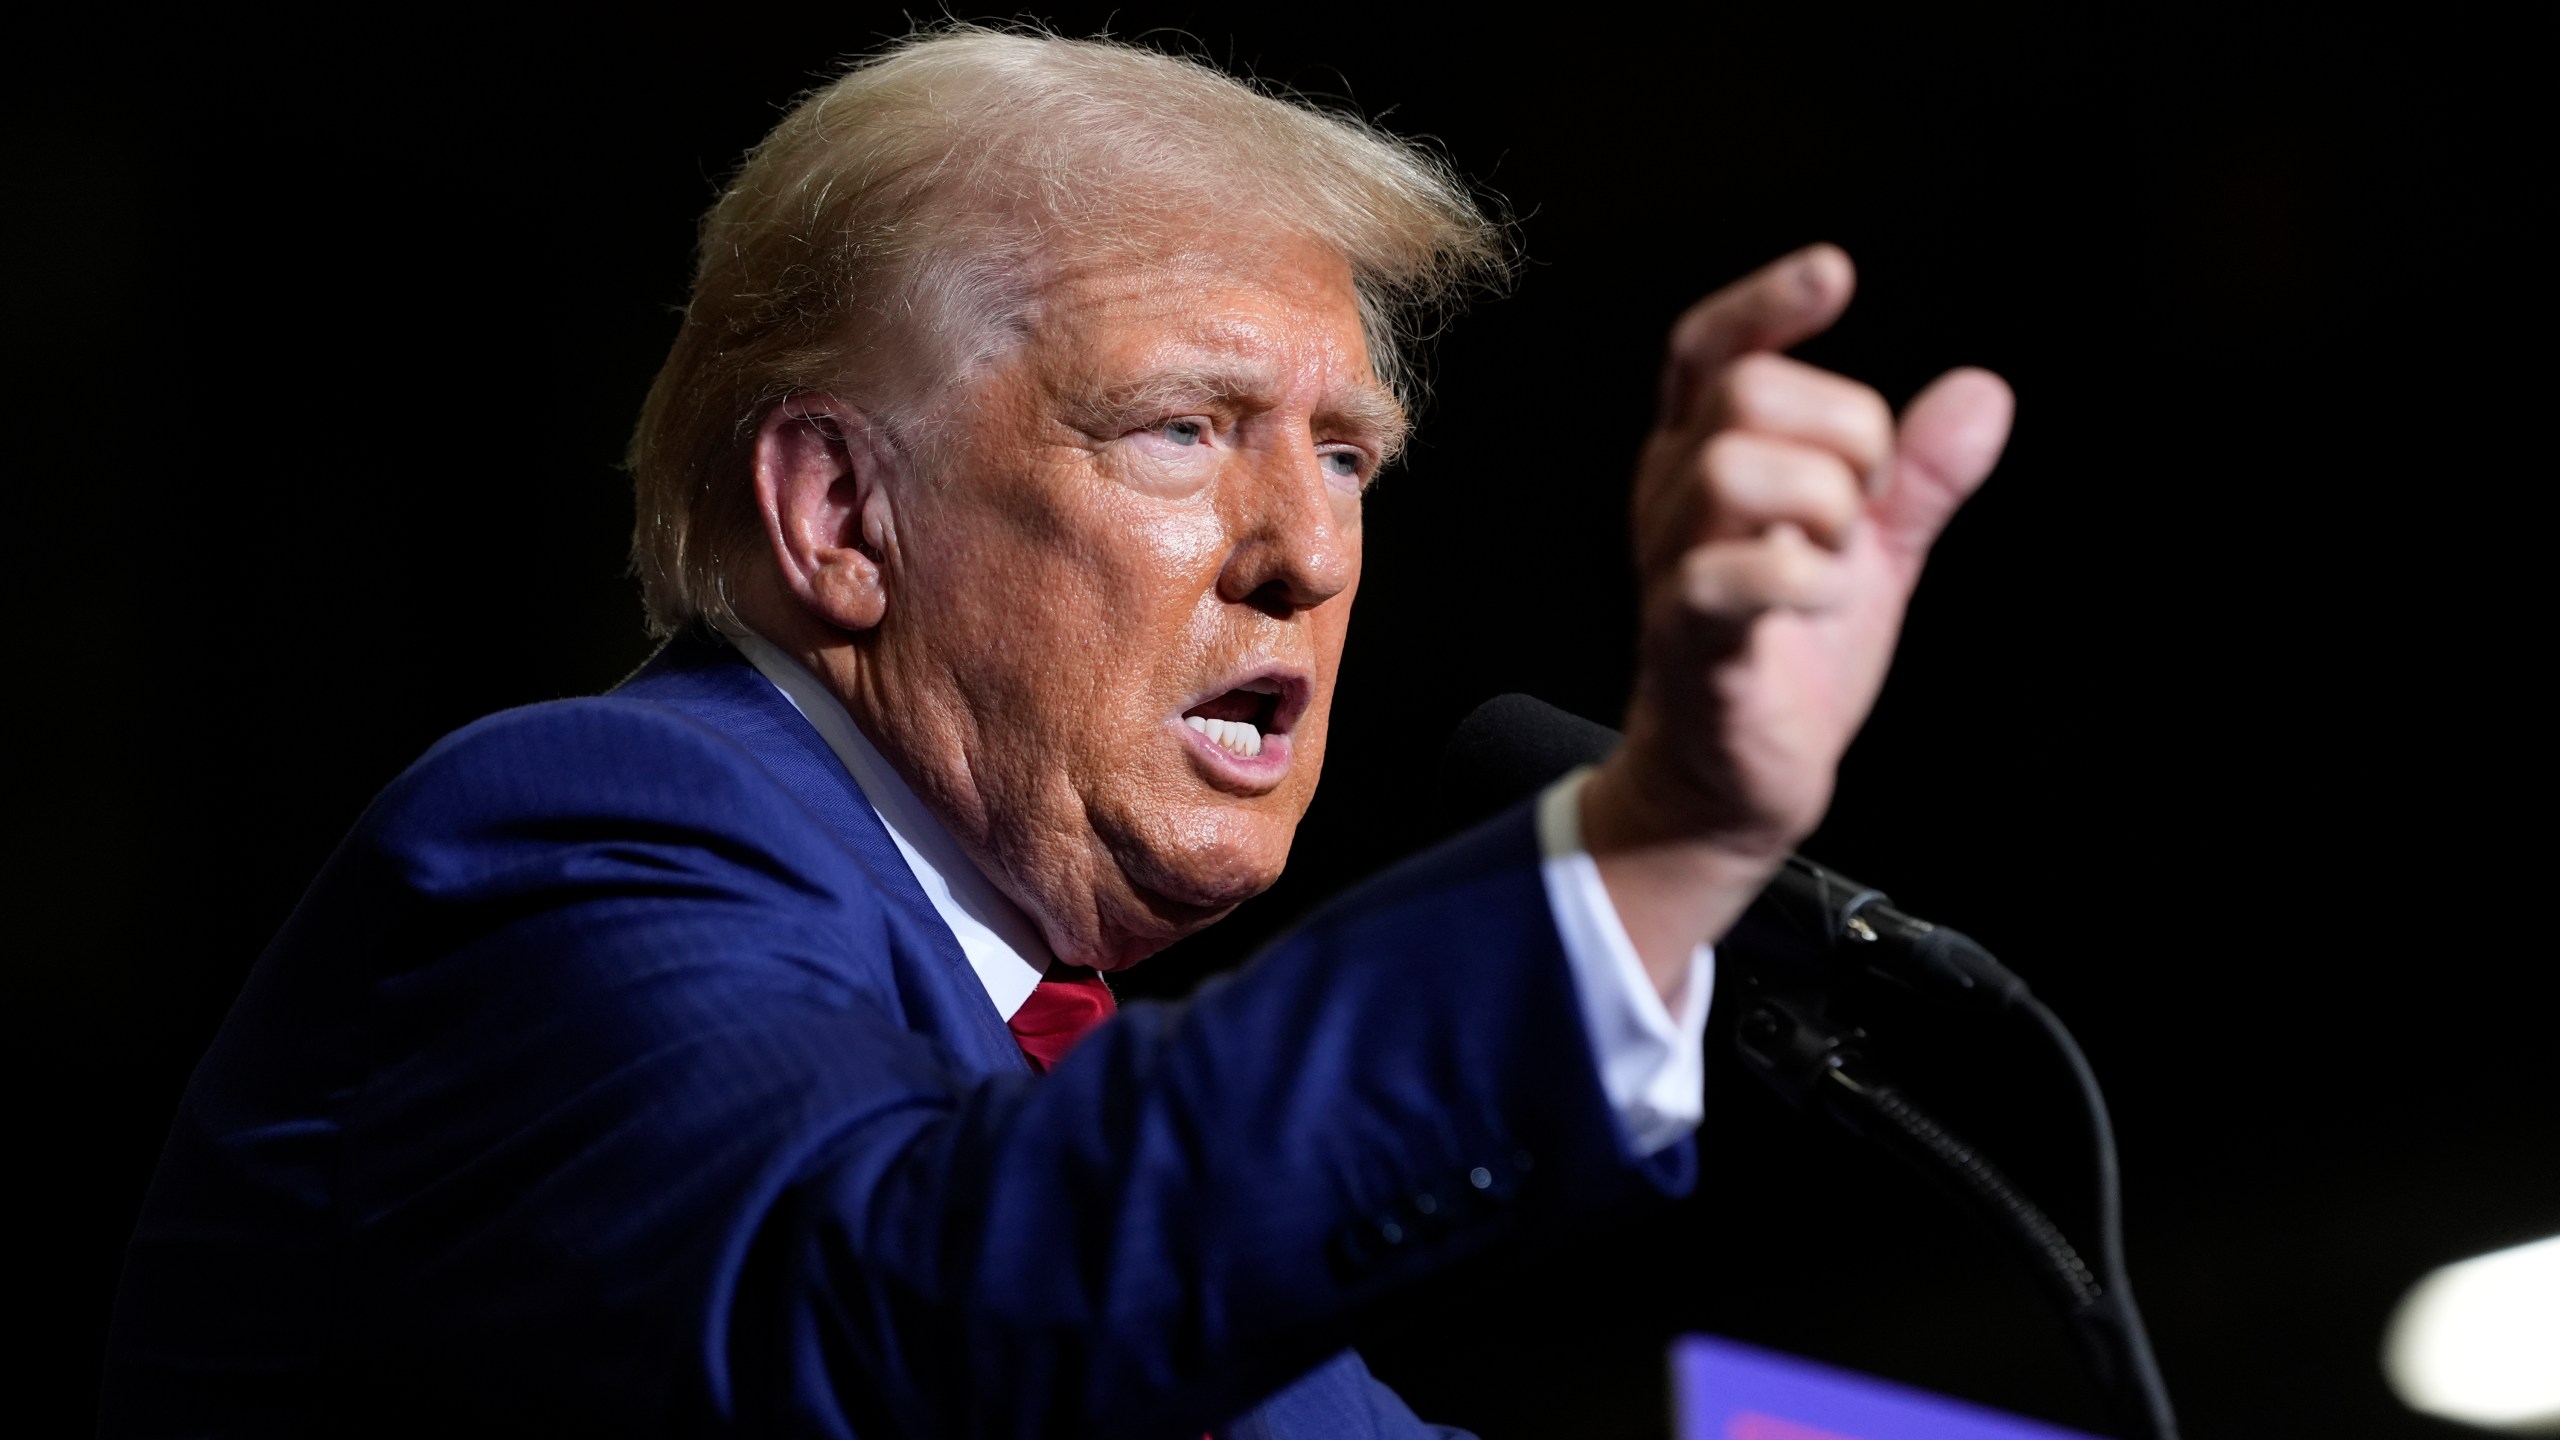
[[1024, 233, 1377, 390]]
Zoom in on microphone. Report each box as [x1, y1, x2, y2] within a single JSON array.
[[1443, 697, 2180, 1436], [1437, 694, 2028, 1010]]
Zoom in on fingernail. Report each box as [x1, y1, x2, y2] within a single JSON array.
[[1794, 251, 1829, 301]]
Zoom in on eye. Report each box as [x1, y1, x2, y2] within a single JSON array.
[[1158, 418, 1210, 447], [1320, 449, 1368, 485]]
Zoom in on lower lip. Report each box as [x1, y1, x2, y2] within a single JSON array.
[[1176, 720, 1292, 789]]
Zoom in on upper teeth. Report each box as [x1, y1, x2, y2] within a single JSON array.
[[1185, 714, 1263, 758]]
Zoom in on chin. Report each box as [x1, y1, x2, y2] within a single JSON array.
[[1113, 806, 1295, 912]]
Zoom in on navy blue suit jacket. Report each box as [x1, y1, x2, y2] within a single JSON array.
[[105, 638, 1692, 1437]]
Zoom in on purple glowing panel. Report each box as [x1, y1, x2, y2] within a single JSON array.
[[1672, 1335, 2104, 1440]]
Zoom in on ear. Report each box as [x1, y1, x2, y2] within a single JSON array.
[[752, 394, 901, 633]]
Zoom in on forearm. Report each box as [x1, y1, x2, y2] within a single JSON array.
[[1578, 752, 1789, 1007]]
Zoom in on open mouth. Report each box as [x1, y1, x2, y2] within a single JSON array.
[[1178, 672, 1301, 761]]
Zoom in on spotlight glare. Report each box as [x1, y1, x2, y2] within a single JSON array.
[[2383, 1234, 2560, 1433]]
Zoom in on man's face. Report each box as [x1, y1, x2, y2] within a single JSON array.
[[866, 231, 1397, 968]]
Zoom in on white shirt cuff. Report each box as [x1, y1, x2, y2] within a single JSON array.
[[1535, 767, 1713, 1157]]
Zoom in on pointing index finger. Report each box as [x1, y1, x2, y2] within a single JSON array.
[[1658, 244, 1858, 429]]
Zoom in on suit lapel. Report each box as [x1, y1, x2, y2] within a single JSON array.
[[611, 635, 1031, 1074]]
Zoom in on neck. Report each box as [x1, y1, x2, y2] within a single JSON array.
[[726, 594, 1155, 970]]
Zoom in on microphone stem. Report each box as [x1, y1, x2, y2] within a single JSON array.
[[1818, 1056, 2175, 1439], [2014, 996, 2179, 1440], [1821, 1061, 2101, 1309]]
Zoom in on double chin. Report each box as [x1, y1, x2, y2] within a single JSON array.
[[1072, 812, 1297, 967]]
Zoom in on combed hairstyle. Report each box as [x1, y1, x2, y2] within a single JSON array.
[[626, 25, 1512, 638]]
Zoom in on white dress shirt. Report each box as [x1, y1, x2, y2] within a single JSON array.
[[728, 631, 1712, 1156]]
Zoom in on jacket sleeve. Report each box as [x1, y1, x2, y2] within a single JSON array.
[[289, 702, 1692, 1437]]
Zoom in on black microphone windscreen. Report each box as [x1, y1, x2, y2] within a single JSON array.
[[1435, 694, 1622, 832]]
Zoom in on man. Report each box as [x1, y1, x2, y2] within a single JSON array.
[[104, 29, 2012, 1438]]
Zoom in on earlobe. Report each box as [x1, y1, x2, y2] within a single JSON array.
[[753, 395, 897, 633]]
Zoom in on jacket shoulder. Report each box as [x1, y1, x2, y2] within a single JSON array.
[[381, 693, 810, 839], [400, 692, 792, 813], [329, 694, 880, 938]]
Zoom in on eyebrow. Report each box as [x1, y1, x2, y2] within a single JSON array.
[[1072, 364, 1411, 461]]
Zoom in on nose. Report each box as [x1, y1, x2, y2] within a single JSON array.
[[1215, 445, 1358, 617]]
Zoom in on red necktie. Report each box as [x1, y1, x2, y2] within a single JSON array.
[[1007, 964, 1115, 1073]]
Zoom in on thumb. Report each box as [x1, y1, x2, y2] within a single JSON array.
[[1878, 367, 2014, 557]]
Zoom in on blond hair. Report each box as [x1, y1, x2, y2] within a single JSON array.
[[626, 25, 1510, 638]]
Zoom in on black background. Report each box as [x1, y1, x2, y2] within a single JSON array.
[[14, 6, 2549, 1436]]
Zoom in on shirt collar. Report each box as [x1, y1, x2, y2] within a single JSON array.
[[725, 628, 1053, 1021]]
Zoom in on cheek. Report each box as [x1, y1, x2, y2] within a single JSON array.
[[1111, 491, 1231, 593], [910, 457, 1224, 640], [1089, 493, 1231, 683]]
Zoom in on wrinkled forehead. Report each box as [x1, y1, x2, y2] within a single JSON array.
[[1018, 232, 1397, 415]]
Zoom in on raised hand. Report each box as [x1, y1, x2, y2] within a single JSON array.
[[1580, 244, 2015, 1001]]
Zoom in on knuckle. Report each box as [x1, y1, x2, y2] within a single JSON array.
[[1811, 382, 1892, 463], [1681, 546, 1758, 614], [1763, 525, 1831, 592], [1724, 351, 1787, 404], [1710, 364, 1780, 436], [1780, 540, 1828, 592], [1850, 387, 1895, 448], [1697, 430, 1761, 488], [1808, 457, 1864, 529], [1761, 530, 1810, 573], [1676, 549, 1728, 610]]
